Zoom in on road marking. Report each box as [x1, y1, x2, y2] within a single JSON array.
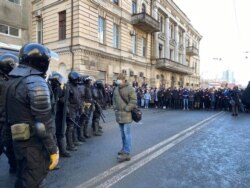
[[77, 111, 224, 188]]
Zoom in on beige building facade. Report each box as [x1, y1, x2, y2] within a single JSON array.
[[0, 0, 31, 54], [31, 0, 201, 88]]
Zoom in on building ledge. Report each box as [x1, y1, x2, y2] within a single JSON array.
[[156, 58, 194, 75]]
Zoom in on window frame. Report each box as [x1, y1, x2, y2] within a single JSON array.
[[36, 19, 43, 44], [0, 23, 20, 38], [58, 10, 66, 40], [98, 16, 106, 44], [112, 23, 119, 48], [142, 37, 146, 57], [132, 0, 137, 14], [132, 35, 137, 54]]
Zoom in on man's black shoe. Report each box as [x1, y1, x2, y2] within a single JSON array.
[[60, 152, 71, 158]]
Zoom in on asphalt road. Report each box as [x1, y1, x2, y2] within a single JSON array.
[[0, 109, 250, 188]]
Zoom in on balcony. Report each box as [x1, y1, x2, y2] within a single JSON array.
[[156, 58, 194, 75], [131, 12, 160, 33], [186, 46, 199, 56]]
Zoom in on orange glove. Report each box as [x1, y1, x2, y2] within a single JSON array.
[[49, 150, 59, 171]]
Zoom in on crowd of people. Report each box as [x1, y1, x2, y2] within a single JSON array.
[[134, 86, 247, 114]]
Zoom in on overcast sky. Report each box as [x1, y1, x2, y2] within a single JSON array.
[[174, 0, 250, 86]]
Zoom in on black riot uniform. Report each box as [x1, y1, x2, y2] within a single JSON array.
[[0, 54, 18, 174], [82, 76, 95, 138], [6, 43, 58, 188], [77, 77, 87, 142], [48, 72, 71, 157], [92, 80, 106, 136], [66, 71, 81, 151]]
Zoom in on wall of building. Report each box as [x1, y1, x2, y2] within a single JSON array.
[[0, 0, 31, 46]]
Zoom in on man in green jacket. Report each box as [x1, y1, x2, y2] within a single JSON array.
[[112, 73, 137, 162]]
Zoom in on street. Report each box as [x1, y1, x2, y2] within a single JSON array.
[[1, 109, 250, 188]]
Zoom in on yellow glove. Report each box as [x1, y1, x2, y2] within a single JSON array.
[[49, 150, 59, 171]]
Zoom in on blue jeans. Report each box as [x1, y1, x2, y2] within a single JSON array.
[[119, 123, 131, 154], [183, 98, 189, 109]]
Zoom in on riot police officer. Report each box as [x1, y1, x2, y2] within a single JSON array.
[[66, 71, 81, 151], [92, 80, 106, 136], [6, 43, 59, 187], [77, 76, 87, 142], [48, 72, 71, 157], [0, 54, 18, 174], [82, 76, 95, 138]]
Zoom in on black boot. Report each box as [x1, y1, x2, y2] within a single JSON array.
[[84, 124, 90, 138], [73, 127, 82, 146], [66, 128, 77, 151], [58, 138, 71, 157], [78, 126, 86, 142]]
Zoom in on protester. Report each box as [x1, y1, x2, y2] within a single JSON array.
[[112, 73, 137, 162]]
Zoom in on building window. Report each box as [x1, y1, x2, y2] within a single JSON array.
[[179, 53, 182, 63], [59, 11, 66, 40], [131, 35, 137, 54], [160, 16, 164, 33], [98, 16, 105, 44], [170, 49, 174, 60], [132, 0, 137, 14], [113, 0, 119, 6], [159, 44, 163, 58], [185, 38, 189, 47], [0, 24, 20, 37], [142, 3, 146, 13], [37, 20, 43, 44], [142, 37, 146, 57], [169, 24, 174, 39], [8, 0, 21, 5], [113, 24, 119, 48], [179, 31, 183, 45]]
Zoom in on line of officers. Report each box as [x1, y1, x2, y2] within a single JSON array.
[[0, 43, 106, 188]]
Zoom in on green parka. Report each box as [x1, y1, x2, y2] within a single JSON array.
[[112, 83, 137, 124]]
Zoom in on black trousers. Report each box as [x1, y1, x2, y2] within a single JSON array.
[[13, 139, 49, 188]]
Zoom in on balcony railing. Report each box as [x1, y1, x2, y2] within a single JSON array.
[[186, 46, 199, 56], [131, 12, 160, 33], [156, 58, 194, 75]]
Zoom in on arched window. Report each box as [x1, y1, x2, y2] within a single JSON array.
[[142, 3, 146, 13]]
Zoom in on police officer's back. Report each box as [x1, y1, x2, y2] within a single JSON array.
[[6, 43, 59, 187]]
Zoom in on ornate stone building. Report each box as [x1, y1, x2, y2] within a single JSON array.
[[31, 0, 201, 88], [151, 0, 202, 88]]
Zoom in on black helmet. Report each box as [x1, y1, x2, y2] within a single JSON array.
[[95, 80, 104, 89], [49, 71, 64, 85], [82, 75, 94, 85], [19, 43, 51, 73], [0, 54, 18, 74], [68, 71, 80, 84]]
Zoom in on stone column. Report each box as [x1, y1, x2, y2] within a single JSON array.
[[165, 17, 170, 59], [182, 31, 186, 65], [153, 6, 159, 59], [174, 24, 179, 62]]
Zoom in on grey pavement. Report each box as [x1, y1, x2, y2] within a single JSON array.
[[0, 109, 250, 188]]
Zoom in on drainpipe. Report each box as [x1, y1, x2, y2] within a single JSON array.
[[70, 0, 74, 71]]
